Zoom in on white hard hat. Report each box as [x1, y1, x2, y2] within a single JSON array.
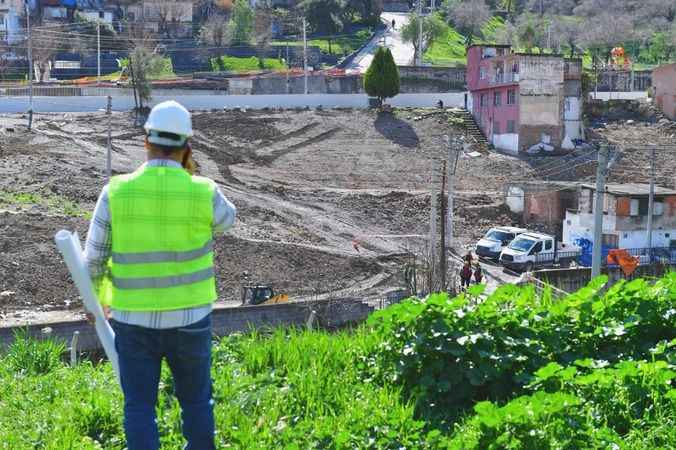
[[144, 100, 193, 147]]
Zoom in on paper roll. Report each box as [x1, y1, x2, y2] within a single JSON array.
[[55, 230, 120, 382]]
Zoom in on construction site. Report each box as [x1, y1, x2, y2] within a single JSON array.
[[0, 104, 675, 327]]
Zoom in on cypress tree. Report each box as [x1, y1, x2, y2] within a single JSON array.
[[364, 47, 400, 105]]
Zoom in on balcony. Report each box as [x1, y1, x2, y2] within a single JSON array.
[[491, 73, 520, 85]]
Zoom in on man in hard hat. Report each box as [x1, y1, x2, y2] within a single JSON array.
[[83, 100, 236, 450]]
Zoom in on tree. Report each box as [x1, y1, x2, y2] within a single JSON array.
[[128, 46, 164, 111], [444, 0, 491, 48], [577, 13, 635, 64], [364, 47, 399, 104], [525, 0, 576, 16], [157, 0, 191, 38], [515, 13, 546, 52], [199, 15, 230, 47], [494, 20, 518, 45], [230, 0, 254, 45], [348, 0, 384, 26], [548, 15, 582, 56], [297, 0, 348, 37], [401, 13, 447, 65]]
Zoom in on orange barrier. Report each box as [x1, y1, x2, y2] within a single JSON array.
[[607, 249, 639, 277]]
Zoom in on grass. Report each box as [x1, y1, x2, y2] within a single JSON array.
[[0, 190, 90, 218], [272, 28, 374, 56], [0, 274, 673, 448], [423, 16, 506, 67], [210, 56, 288, 72]]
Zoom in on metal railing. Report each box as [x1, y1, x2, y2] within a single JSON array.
[[490, 73, 519, 84]]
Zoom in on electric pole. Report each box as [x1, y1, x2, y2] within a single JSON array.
[[106, 96, 112, 179], [416, 0, 423, 66], [285, 44, 290, 94], [440, 160, 447, 291], [26, 1, 33, 130], [591, 144, 609, 277], [302, 17, 308, 94], [97, 21, 101, 85], [646, 145, 656, 256], [446, 136, 460, 249], [428, 160, 437, 282]]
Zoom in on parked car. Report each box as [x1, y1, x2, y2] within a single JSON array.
[[499, 232, 581, 272], [475, 226, 528, 260]]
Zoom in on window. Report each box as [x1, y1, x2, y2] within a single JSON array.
[[602, 234, 619, 248], [494, 121, 500, 134], [480, 67, 486, 80], [507, 120, 515, 133], [494, 92, 501, 106], [532, 242, 543, 253], [507, 89, 516, 105], [630, 199, 639, 216], [512, 63, 519, 73], [545, 240, 552, 251], [565, 98, 571, 112], [480, 94, 487, 106], [638, 198, 649, 216]]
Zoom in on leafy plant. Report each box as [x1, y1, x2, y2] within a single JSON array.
[[4, 329, 65, 376]]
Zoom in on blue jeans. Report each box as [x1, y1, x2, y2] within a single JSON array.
[[111, 314, 215, 450]]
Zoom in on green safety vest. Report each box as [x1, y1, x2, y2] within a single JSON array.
[[101, 165, 217, 311]]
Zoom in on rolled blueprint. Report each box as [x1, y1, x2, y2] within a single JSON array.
[[55, 230, 120, 382]]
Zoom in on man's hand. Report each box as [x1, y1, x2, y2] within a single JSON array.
[[85, 306, 110, 325]]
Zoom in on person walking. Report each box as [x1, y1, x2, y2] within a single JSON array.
[[460, 261, 472, 290], [473, 263, 483, 284], [84, 100, 236, 450]]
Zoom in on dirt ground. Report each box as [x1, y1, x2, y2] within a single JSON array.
[[1, 107, 671, 324]]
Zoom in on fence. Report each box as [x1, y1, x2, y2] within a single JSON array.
[[531, 247, 676, 268]]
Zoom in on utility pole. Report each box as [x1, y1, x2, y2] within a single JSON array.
[[285, 44, 290, 94], [440, 159, 447, 291], [26, 1, 33, 130], [446, 136, 459, 248], [106, 96, 112, 179], [591, 144, 609, 277], [428, 160, 437, 282], [97, 21, 101, 85], [416, 0, 423, 66], [302, 17, 308, 94], [646, 145, 656, 256]]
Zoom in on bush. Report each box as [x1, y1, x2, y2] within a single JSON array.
[[210, 56, 287, 72], [366, 274, 676, 418]]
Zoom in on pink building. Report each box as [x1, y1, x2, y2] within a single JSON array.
[[653, 62, 676, 121], [467, 45, 583, 154]]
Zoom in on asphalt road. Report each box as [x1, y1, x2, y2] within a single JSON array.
[[345, 12, 415, 73]]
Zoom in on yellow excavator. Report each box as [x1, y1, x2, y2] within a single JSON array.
[[240, 285, 289, 306]]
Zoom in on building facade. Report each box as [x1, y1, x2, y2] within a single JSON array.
[[125, 1, 193, 38], [563, 183, 676, 250], [0, 0, 23, 44], [466, 45, 583, 154], [653, 62, 676, 120]]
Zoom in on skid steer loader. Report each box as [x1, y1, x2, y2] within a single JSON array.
[[240, 285, 289, 306]]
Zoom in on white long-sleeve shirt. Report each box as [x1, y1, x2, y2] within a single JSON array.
[[83, 159, 236, 329]]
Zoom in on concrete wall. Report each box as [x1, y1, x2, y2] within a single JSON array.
[[492, 133, 518, 154], [589, 92, 648, 101], [597, 69, 652, 92], [653, 63, 676, 120], [0, 92, 465, 113], [0, 299, 374, 352], [533, 263, 674, 294]]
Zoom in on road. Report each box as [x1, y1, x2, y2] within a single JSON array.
[[345, 12, 415, 73]]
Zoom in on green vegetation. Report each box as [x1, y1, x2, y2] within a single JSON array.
[[364, 47, 400, 104], [423, 24, 467, 66], [0, 190, 90, 218], [272, 28, 373, 56], [118, 56, 175, 80], [210, 56, 287, 72], [0, 275, 674, 448]]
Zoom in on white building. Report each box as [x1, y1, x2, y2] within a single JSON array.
[[563, 183, 676, 250], [0, 0, 24, 44]]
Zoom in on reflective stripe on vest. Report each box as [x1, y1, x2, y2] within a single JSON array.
[[106, 165, 217, 311], [111, 239, 214, 264], [112, 267, 215, 290]]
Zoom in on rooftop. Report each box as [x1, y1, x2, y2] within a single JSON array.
[[583, 183, 676, 196]]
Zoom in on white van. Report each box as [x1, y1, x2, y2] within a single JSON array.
[[499, 232, 581, 272], [475, 226, 529, 260]]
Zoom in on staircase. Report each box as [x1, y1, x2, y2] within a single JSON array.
[[448, 108, 490, 151]]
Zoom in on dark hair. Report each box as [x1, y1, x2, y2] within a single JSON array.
[[146, 131, 188, 154]]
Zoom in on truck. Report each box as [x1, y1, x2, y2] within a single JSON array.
[[499, 232, 581, 272], [475, 226, 528, 260]]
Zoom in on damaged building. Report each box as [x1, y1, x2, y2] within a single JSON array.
[[466, 45, 583, 154]]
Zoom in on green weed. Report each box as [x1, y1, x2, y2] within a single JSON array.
[[0, 190, 90, 218]]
